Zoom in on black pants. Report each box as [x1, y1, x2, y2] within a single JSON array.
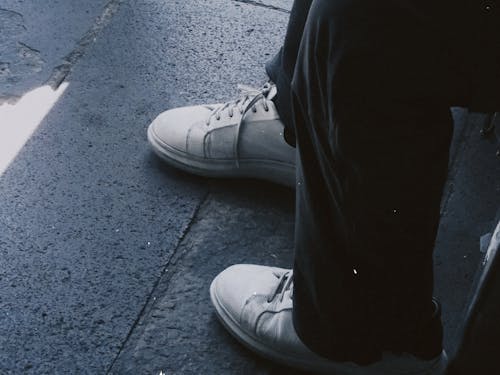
[[266, 0, 500, 365]]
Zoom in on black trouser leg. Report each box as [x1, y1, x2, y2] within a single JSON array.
[[266, 0, 312, 147], [290, 0, 455, 364]]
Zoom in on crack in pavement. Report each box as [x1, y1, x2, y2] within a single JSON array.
[[47, 0, 123, 89], [105, 191, 211, 375], [0, 7, 25, 20], [233, 0, 291, 14], [0, 9, 41, 103]]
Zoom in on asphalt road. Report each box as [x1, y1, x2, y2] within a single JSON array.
[[0, 1, 498, 374]]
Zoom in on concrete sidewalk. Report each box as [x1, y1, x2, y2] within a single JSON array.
[[0, 0, 498, 373]]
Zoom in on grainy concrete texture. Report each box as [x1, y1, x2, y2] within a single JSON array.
[[0, 0, 498, 374]]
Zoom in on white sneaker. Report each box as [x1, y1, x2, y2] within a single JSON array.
[[147, 83, 296, 187], [210, 264, 448, 374]]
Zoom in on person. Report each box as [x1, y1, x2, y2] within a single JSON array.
[[147, 0, 499, 373]]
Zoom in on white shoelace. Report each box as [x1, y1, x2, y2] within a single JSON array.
[[268, 270, 293, 303], [206, 82, 274, 167]]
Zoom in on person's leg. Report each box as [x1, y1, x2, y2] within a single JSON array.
[[291, 0, 455, 363], [266, 0, 313, 146], [210, 0, 464, 372]]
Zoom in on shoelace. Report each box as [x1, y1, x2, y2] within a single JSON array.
[[268, 270, 293, 303], [206, 82, 274, 167]]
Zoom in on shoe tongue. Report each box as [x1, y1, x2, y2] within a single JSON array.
[[266, 84, 277, 101]]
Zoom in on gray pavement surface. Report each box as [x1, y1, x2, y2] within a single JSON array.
[[0, 0, 498, 374], [0, 0, 111, 101]]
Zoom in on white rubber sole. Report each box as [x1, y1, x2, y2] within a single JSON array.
[[209, 279, 447, 375], [148, 124, 296, 188]]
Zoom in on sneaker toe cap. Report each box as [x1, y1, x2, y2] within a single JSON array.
[[211, 264, 288, 321], [148, 105, 214, 152]]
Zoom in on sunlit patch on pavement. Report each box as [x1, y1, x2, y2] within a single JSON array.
[[0, 82, 68, 176]]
